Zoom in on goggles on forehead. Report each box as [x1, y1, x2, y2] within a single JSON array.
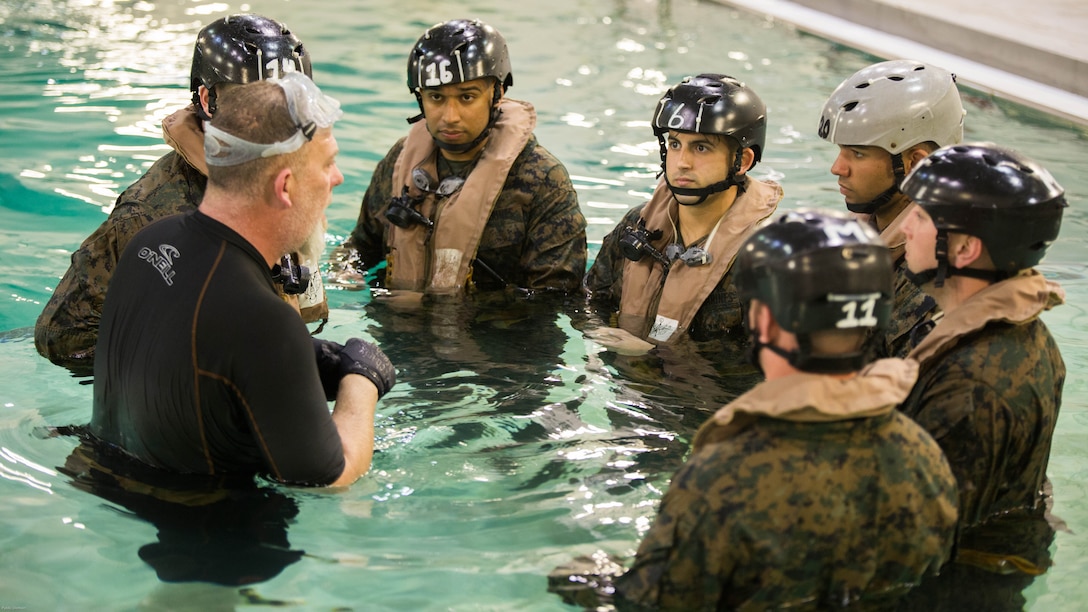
[[205, 72, 343, 167]]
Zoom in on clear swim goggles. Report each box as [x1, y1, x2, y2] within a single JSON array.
[[411, 167, 465, 198], [205, 72, 343, 167]]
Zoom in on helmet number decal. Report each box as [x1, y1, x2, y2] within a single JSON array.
[[829, 293, 880, 329], [423, 53, 461, 87], [255, 49, 301, 81], [818, 116, 831, 139], [667, 104, 687, 129]]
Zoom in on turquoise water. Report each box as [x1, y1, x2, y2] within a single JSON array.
[[2, 0, 1087, 609]]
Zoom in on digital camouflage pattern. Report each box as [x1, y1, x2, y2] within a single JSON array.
[[900, 317, 1064, 530], [879, 261, 938, 358], [585, 204, 748, 343], [35, 151, 205, 376], [857, 195, 939, 360], [345, 133, 586, 293], [614, 375, 958, 610]]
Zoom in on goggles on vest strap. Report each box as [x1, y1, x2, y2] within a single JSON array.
[[412, 167, 465, 198]]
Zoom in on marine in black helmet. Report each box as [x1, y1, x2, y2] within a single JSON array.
[[896, 143, 1066, 607], [35, 14, 327, 376], [603, 209, 958, 609], [585, 74, 782, 356], [334, 18, 586, 297]]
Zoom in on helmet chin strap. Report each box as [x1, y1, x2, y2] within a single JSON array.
[[845, 152, 906, 215], [904, 230, 1007, 288], [663, 148, 748, 206], [745, 323, 865, 376]]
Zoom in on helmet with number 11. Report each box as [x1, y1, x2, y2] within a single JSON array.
[[734, 209, 893, 373]]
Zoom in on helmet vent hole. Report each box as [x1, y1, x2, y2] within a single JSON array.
[[888, 76, 904, 81], [982, 154, 998, 166], [843, 101, 859, 112], [855, 83, 870, 89]]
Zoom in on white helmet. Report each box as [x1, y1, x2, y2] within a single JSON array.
[[818, 59, 965, 154]]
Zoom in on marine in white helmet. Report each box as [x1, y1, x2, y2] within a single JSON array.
[[817, 59, 966, 358]]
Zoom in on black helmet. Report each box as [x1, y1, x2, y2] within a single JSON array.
[[901, 142, 1066, 284], [652, 74, 767, 162], [734, 209, 893, 373], [652, 74, 767, 204], [407, 19, 513, 94], [190, 14, 311, 115]]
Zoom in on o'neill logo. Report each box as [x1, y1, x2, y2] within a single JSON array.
[[138, 244, 180, 286]]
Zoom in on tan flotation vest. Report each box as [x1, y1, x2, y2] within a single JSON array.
[[693, 357, 919, 448], [908, 270, 1065, 365], [617, 178, 781, 343], [385, 99, 535, 294]]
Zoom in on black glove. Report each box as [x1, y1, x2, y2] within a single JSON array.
[[312, 338, 344, 401], [338, 338, 396, 399]]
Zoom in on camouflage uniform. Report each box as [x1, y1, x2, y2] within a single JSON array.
[[35, 148, 205, 376], [901, 270, 1064, 533], [585, 205, 749, 344], [344, 128, 586, 293], [856, 195, 939, 359], [614, 358, 958, 610]]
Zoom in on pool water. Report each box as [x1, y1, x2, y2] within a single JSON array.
[[2, 0, 1087, 609]]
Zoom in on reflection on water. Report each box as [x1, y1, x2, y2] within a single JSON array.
[[3, 0, 1088, 609]]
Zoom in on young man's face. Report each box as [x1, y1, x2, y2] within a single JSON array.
[[421, 77, 496, 157], [830, 145, 896, 207], [664, 131, 733, 205], [901, 204, 940, 278]]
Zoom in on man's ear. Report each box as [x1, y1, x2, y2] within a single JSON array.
[[903, 145, 932, 174], [951, 233, 985, 269], [748, 299, 777, 344], [198, 85, 212, 116], [737, 147, 756, 175], [271, 166, 294, 210]]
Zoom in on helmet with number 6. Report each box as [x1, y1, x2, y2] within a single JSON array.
[[652, 74, 767, 203], [734, 209, 893, 373], [190, 14, 312, 118], [407, 19, 513, 94], [652, 74, 767, 162]]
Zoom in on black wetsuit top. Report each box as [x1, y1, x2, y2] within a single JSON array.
[[91, 210, 344, 485]]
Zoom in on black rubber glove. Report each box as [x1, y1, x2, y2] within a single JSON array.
[[312, 338, 344, 401], [338, 338, 396, 399]]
